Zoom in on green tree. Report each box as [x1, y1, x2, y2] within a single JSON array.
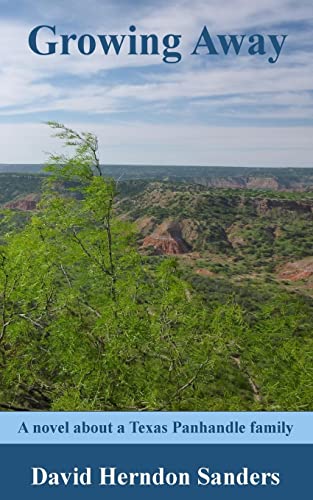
[[0, 123, 217, 410]]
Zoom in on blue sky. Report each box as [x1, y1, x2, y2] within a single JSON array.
[[0, 0, 312, 166]]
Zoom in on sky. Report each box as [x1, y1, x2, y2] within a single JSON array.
[[0, 0, 312, 167]]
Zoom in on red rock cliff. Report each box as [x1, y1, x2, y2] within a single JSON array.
[[4, 194, 39, 211], [142, 220, 191, 255]]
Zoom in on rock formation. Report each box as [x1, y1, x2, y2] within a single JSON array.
[[142, 220, 191, 255], [278, 258, 313, 282], [4, 194, 39, 211]]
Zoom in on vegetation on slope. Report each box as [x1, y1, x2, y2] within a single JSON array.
[[0, 125, 312, 411]]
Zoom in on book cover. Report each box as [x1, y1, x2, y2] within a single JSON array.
[[0, 0, 312, 498]]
